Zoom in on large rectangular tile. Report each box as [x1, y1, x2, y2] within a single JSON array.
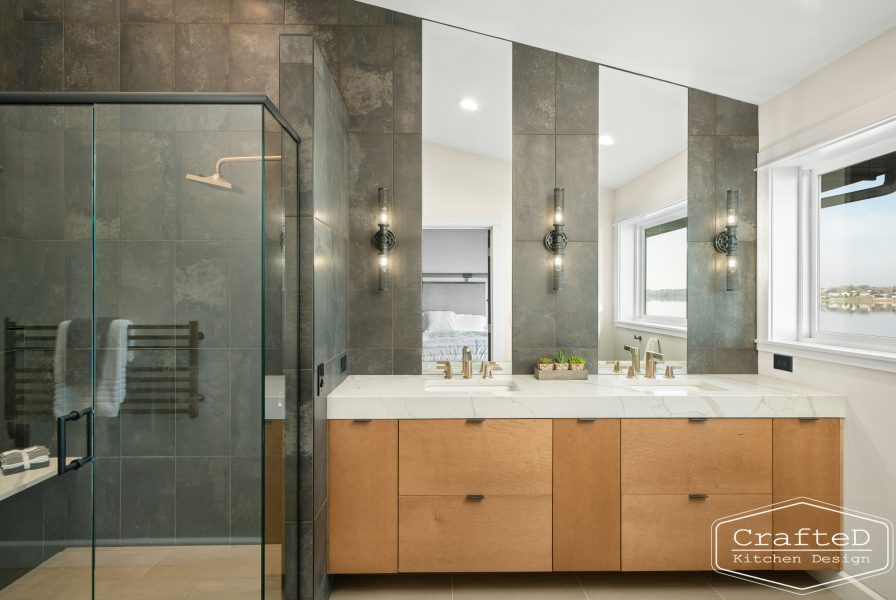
[[716, 95, 758, 136], [348, 132, 393, 238], [313, 221, 347, 365], [453, 573, 585, 600], [175, 241, 231, 348], [121, 457, 176, 543], [119, 131, 176, 239], [348, 348, 392, 374], [121, 0, 174, 22], [339, 25, 393, 132], [512, 134, 555, 241], [579, 572, 719, 599], [174, 0, 230, 23], [24, 21, 63, 91], [313, 45, 350, 230], [555, 134, 598, 242], [715, 135, 758, 242], [175, 348, 231, 456], [229, 24, 283, 105], [687, 241, 716, 347], [121, 23, 175, 91], [285, 0, 337, 25], [175, 457, 231, 543], [688, 88, 716, 136], [555, 241, 600, 347], [175, 23, 229, 92], [64, 22, 120, 91], [230, 0, 284, 23], [556, 54, 598, 134], [330, 574, 451, 599], [23, 0, 63, 21], [338, 0, 391, 25], [512, 44, 555, 135], [687, 134, 716, 243], [65, 0, 119, 21], [393, 25, 421, 134]]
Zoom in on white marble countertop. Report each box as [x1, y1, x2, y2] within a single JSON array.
[[327, 374, 845, 420]]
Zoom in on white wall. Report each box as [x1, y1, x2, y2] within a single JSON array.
[[423, 141, 512, 362], [600, 151, 688, 362], [758, 25, 896, 600]]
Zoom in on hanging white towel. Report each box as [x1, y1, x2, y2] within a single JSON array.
[[95, 319, 132, 417], [53, 320, 75, 418]]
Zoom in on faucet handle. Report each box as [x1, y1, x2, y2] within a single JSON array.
[[626, 365, 637, 379], [482, 361, 502, 379], [664, 366, 675, 379], [436, 361, 453, 379]]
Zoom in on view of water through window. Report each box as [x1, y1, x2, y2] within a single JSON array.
[[644, 224, 687, 318]]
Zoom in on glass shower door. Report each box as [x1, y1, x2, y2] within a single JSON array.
[[0, 104, 96, 599]]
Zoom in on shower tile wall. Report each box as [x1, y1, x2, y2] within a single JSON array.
[[279, 36, 350, 600], [511, 45, 601, 373], [686, 89, 759, 374]]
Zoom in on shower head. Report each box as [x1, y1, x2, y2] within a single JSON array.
[[185, 171, 233, 189], [184, 155, 282, 191]]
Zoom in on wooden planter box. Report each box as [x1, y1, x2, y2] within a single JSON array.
[[533, 368, 589, 380]]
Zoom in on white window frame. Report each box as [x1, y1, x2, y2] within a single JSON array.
[[614, 199, 688, 337], [799, 140, 896, 352], [759, 115, 896, 372]]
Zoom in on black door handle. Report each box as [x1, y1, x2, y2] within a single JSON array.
[[57, 407, 94, 475]]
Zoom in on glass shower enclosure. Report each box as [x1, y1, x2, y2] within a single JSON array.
[[0, 94, 298, 599]]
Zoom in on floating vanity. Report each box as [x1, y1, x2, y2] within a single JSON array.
[[327, 374, 845, 575]]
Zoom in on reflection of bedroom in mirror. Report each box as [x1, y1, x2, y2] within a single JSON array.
[[422, 21, 512, 370], [598, 66, 688, 373]]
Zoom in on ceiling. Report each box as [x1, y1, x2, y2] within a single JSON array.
[[598, 67, 687, 190], [423, 21, 512, 161], [370, 0, 896, 104]]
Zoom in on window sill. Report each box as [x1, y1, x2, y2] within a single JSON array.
[[614, 320, 687, 338], [756, 339, 896, 374]]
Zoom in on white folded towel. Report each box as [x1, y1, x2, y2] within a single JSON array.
[[1, 446, 51, 475], [96, 319, 132, 417], [53, 320, 75, 418]]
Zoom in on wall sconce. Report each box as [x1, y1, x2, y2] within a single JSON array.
[[713, 189, 739, 291], [544, 187, 568, 290], [371, 187, 396, 291]]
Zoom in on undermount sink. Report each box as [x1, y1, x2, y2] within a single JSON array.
[[424, 379, 519, 394]]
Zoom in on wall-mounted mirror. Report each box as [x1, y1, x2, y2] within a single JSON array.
[[421, 21, 512, 370], [598, 66, 688, 373]]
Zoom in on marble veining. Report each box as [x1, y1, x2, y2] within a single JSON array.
[[327, 374, 845, 419]]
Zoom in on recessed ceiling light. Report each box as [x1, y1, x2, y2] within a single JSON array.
[[598, 134, 615, 146], [459, 98, 479, 111]]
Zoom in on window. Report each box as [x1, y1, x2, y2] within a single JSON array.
[[812, 150, 896, 346], [615, 200, 687, 334]]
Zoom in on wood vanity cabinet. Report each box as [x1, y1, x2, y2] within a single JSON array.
[[328, 420, 398, 574], [327, 416, 843, 574]]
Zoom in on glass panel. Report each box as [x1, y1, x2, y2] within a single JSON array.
[[818, 151, 896, 338], [91, 103, 265, 599], [644, 220, 687, 319], [0, 104, 95, 599]]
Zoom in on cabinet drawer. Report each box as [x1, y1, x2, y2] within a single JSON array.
[[622, 419, 772, 494], [399, 419, 552, 496], [622, 494, 772, 571], [398, 495, 552, 572]]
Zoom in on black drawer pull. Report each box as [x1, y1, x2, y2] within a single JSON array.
[[799, 417, 819, 422], [688, 417, 708, 422], [689, 493, 709, 499], [577, 417, 597, 422], [466, 417, 485, 423], [352, 419, 372, 423], [465, 494, 485, 500]]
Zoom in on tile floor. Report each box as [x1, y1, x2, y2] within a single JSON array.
[[0, 545, 282, 600], [330, 572, 846, 600]]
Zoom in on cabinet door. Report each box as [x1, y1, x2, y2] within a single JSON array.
[[622, 419, 772, 494], [622, 494, 772, 571], [772, 418, 843, 571], [328, 420, 398, 574], [553, 419, 621, 571], [399, 495, 552, 572]]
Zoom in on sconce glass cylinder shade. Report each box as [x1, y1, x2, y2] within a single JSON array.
[[544, 187, 568, 290], [372, 187, 396, 291], [714, 189, 739, 291]]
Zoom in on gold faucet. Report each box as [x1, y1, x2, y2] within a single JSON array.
[[436, 360, 453, 379], [645, 351, 664, 379], [664, 365, 676, 379], [623, 344, 640, 373], [462, 346, 473, 379], [480, 361, 502, 379]]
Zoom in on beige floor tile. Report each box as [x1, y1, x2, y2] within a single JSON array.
[[453, 573, 586, 600], [577, 572, 723, 600], [702, 571, 841, 599], [331, 574, 452, 600]]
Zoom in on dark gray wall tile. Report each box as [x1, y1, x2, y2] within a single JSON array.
[[176, 348, 231, 456], [338, 0, 390, 25], [283, 217, 299, 369], [64, 22, 120, 91], [121, 0, 174, 22], [229, 24, 283, 105], [313, 221, 347, 364], [121, 23, 175, 91], [175, 241, 231, 348], [313, 501, 331, 600], [349, 238, 393, 348], [0, 11, 24, 91], [512, 44, 555, 135], [715, 135, 758, 242], [555, 134, 598, 242], [286, 23, 338, 78], [231, 0, 284, 24], [230, 349, 262, 457], [556, 54, 598, 134], [687, 242, 716, 347], [713, 241, 757, 348], [119, 131, 176, 239], [65, 0, 119, 21], [393, 24, 421, 134], [298, 368, 313, 521], [119, 241, 175, 325], [392, 133, 421, 239], [121, 457, 176, 542], [281, 33, 313, 63], [686, 134, 716, 243], [716, 95, 759, 136], [555, 242, 599, 347], [175, 456, 231, 542], [285, 0, 337, 25], [313, 46, 349, 231], [24, 21, 63, 91], [713, 347, 759, 374], [174, 0, 230, 23], [512, 134, 555, 241], [688, 88, 715, 135], [23, 0, 63, 21], [94, 457, 122, 544], [299, 521, 313, 600], [349, 348, 391, 374], [338, 25, 392, 132], [392, 280, 421, 349], [231, 456, 263, 540], [120, 349, 176, 456], [279, 61, 314, 215], [299, 216, 314, 369], [393, 348, 421, 375], [175, 23, 229, 92]]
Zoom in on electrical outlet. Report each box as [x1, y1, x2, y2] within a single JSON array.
[[340, 353, 348, 373], [773, 354, 793, 372], [317, 363, 325, 396]]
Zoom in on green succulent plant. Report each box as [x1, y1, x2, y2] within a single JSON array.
[[538, 356, 553, 364], [553, 348, 570, 363], [568, 356, 585, 365]]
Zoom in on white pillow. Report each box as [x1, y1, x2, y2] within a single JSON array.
[[423, 311, 456, 333], [453, 313, 487, 332]]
